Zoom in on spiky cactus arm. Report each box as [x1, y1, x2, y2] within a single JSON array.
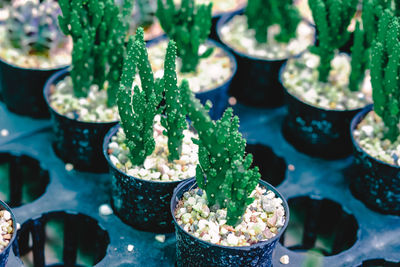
[[349, 0, 391, 92], [246, 0, 301, 44], [371, 11, 400, 142], [182, 83, 260, 226], [160, 41, 188, 162], [58, 0, 133, 99], [349, 22, 367, 92], [117, 28, 163, 166], [309, 0, 358, 82], [156, 0, 213, 73]]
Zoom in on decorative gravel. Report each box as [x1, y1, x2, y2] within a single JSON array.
[[174, 185, 285, 247], [0, 209, 13, 253], [0, 25, 71, 69], [282, 51, 372, 110], [147, 39, 234, 93], [174, 0, 245, 15], [354, 111, 400, 166], [219, 15, 315, 60], [108, 115, 198, 182], [49, 76, 119, 122]]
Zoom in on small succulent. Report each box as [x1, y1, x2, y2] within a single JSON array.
[[58, 0, 134, 105], [156, 0, 213, 73], [6, 0, 67, 55], [370, 9, 400, 142], [118, 28, 188, 166], [246, 0, 301, 44], [182, 82, 261, 226], [309, 0, 358, 82]]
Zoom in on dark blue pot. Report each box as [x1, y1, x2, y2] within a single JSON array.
[[103, 124, 192, 233], [44, 69, 118, 172], [0, 200, 17, 267], [209, 5, 246, 41], [0, 57, 67, 118], [280, 63, 364, 159], [171, 178, 289, 267], [216, 11, 308, 108], [147, 38, 237, 120], [350, 105, 400, 215]]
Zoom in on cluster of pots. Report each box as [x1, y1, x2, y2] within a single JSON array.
[[1, 6, 399, 267]]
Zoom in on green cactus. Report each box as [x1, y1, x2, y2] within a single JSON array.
[[156, 0, 213, 73], [370, 10, 400, 142], [182, 83, 261, 226], [118, 29, 186, 166], [349, 0, 391, 92], [245, 0, 301, 44], [309, 0, 358, 82], [161, 41, 188, 162], [7, 0, 67, 56], [117, 28, 163, 166], [58, 0, 133, 106]]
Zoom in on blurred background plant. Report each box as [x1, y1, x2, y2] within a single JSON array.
[[156, 0, 213, 73]]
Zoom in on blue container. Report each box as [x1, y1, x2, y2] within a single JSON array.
[[0, 200, 17, 267], [103, 124, 193, 233], [0, 57, 67, 118], [279, 63, 364, 159], [147, 38, 237, 120], [217, 11, 302, 108], [171, 178, 289, 267], [350, 105, 400, 215], [44, 69, 118, 172]]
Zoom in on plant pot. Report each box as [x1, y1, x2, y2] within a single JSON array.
[[350, 105, 400, 215], [216, 11, 313, 108], [44, 69, 118, 172], [0, 200, 17, 267], [209, 4, 245, 41], [280, 65, 364, 159], [0, 57, 67, 118], [103, 124, 193, 233], [146, 38, 237, 120], [171, 178, 289, 267]]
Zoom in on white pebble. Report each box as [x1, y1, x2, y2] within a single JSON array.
[[227, 233, 238, 246], [280, 255, 290, 264], [127, 244, 134, 252], [0, 129, 9, 137], [155, 234, 166, 243], [99, 204, 113, 216], [65, 163, 74, 171]]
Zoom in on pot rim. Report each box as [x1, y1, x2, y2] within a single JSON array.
[[216, 9, 315, 63], [0, 53, 69, 72], [43, 68, 119, 126], [170, 177, 290, 251], [103, 123, 195, 185], [350, 104, 400, 169], [278, 59, 369, 113], [146, 37, 238, 95], [0, 199, 17, 256]]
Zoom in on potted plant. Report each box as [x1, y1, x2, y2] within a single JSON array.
[[117, 0, 164, 41], [350, 9, 400, 215], [0, 200, 16, 267], [216, 0, 315, 107], [155, 0, 237, 119], [171, 85, 289, 266], [43, 0, 134, 172], [0, 0, 71, 118], [279, 0, 382, 158], [104, 29, 198, 232]]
